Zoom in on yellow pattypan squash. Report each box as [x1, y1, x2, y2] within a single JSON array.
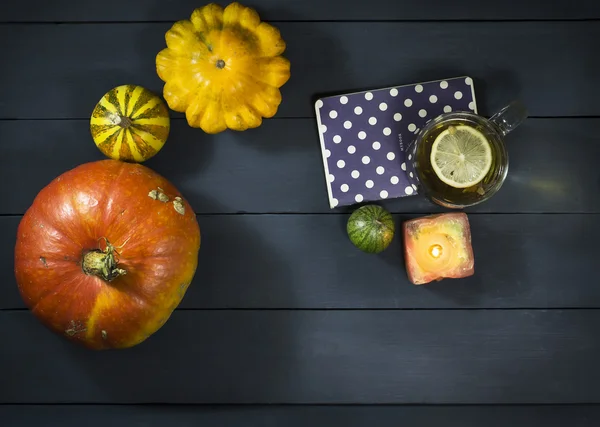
[[156, 2, 291, 134]]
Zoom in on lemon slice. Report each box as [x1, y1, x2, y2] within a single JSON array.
[[430, 125, 492, 188]]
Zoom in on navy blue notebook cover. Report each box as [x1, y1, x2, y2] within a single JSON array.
[[315, 76, 478, 208]]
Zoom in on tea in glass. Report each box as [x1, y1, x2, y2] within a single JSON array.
[[408, 101, 527, 208]]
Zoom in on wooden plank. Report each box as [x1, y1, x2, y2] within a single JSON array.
[[2, 405, 600, 427], [2, 213, 598, 310], [1, 118, 598, 216], [2, 0, 599, 22], [1, 310, 599, 403], [0, 22, 598, 119]]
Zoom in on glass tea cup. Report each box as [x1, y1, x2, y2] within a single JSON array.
[[406, 101, 528, 209]]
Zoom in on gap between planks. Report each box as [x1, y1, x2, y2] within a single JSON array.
[[2, 18, 600, 24]]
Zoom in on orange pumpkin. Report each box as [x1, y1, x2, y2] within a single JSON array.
[[14, 160, 201, 349]]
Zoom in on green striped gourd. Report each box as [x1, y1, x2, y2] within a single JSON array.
[[347, 205, 395, 253]]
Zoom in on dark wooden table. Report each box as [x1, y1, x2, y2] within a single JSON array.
[[2, 0, 600, 425]]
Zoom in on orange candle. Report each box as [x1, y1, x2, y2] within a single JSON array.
[[403, 212, 475, 285]]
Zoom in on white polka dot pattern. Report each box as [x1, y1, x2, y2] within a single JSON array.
[[315, 76, 477, 207]]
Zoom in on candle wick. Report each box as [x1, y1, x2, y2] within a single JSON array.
[[429, 244, 443, 258]]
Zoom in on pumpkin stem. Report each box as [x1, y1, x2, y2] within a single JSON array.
[[216, 59, 226, 69], [82, 239, 126, 282], [118, 116, 133, 128]]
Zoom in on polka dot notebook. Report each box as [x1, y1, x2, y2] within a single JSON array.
[[315, 76, 478, 208]]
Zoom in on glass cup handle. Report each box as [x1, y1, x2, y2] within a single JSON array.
[[489, 100, 528, 136]]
